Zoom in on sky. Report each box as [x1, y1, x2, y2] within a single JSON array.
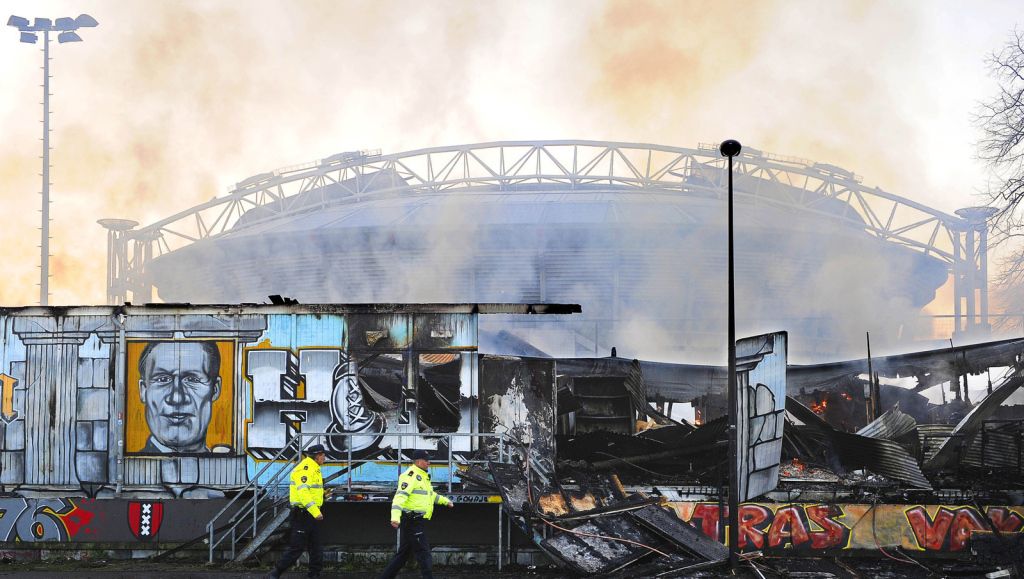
[[0, 0, 1021, 308]]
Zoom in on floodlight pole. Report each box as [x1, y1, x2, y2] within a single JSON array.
[[8, 14, 97, 306], [720, 138, 742, 570], [40, 28, 51, 306]]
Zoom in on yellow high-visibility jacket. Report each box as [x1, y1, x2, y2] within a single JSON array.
[[390, 464, 451, 523], [289, 456, 324, 518]]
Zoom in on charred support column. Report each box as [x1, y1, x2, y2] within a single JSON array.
[[720, 139, 742, 569], [953, 207, 997, 338], [97, 219, 138, 305]]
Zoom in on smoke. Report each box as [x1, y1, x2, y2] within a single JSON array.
[[0, 0, 500, 305], [0, 0, 1017, 363]]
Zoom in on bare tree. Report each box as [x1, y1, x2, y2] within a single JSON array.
[[977, 28, 1024, 324]]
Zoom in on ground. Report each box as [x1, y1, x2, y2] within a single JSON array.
[[0, 557, 1009, 578]]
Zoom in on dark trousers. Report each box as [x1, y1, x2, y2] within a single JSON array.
[[274, 508, 323, 577], [379, 515, 433, 579]]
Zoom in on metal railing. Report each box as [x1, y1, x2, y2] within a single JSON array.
[[206, 431, 513, 563]]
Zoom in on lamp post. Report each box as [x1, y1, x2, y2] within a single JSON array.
[[6, 14, 98, 306], [719, 138, 742, 569]]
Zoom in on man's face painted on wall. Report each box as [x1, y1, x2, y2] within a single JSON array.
[[139, 342, 221, 452]]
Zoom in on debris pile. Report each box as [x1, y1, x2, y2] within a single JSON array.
[[482, 461, 728, 575]]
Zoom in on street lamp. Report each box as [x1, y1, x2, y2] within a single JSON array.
[[7, 13, 98, 306], [719, 138, 741, 569]]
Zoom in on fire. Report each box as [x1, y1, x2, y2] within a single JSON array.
[[840, 392, 853, 401], [811, 398, 828, 415], [791, 458, 806, 472]]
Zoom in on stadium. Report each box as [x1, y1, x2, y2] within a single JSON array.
[[100, 141, 993, 361]]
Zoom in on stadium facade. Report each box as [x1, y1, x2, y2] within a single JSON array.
[[100, 141, 994, 361]]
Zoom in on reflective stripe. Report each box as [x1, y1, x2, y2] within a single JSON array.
[[395, 491, 409, 497], [391, 507, 403, 511], [411, 489, 429, 495], [309, 484, 323, 489], [296, 485, 310, 491], [304, 502, 315, 508]]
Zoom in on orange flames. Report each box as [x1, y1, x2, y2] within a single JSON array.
[[840, 392, 853, 401], [811, 398, 828, 415]]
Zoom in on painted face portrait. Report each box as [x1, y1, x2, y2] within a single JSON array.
[[138, 342, 222, 453]]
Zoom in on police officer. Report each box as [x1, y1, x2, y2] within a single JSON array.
[[267, 444, 328, 579], [379, 450, 453, 579]]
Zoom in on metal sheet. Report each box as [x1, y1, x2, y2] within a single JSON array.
[[927, 368, 1024, 470], [856, 407, 917, 440]]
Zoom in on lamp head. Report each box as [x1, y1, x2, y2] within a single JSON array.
[[719, 139, 742, 158], [54, 17, 76, 31], [75, 14, 98, 28], [7, 15, 30, 28]]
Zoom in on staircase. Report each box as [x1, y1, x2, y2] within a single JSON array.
[[206, 437, 303, 563]]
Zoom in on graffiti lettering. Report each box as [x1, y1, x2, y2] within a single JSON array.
[[906, 506, 954, 550], [247, 349, 336, 457], [905, 506, 1002, 552], [806, 504, 847, 549], [0, 499, 90, 542], [768, 506, 810, 548], [682, 503, 851, 551], [987, 507, 1024, 533], [690, 503, 721, 541], [738, 504, 769, 549]]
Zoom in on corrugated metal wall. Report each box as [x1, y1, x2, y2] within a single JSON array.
[[0, 305, 489, 498]]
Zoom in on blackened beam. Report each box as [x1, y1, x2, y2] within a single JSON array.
[[630, 504, 729, 563], [589, 440, 727, 471]]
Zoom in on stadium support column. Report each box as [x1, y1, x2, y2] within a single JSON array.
[[132, 229, 161, 303], [98, 219, 138, 305], [953, 207, 997, 338]]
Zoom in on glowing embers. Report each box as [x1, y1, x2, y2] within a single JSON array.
[[810, 398, 828, 415]]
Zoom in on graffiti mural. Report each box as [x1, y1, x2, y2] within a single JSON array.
[[736, 332, 788, 501], [0, 306, 521, 495], [669, 502, 1024, 553], [244, 312, 491, 483], [127, 341, 235, 455]]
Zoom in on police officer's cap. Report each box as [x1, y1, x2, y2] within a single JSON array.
[[411, 450, 429, 461], [305, 444, 326, 456]]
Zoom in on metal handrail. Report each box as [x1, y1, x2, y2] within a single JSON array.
[[206, 431, 513, 563], [206, 436, 306, 562]]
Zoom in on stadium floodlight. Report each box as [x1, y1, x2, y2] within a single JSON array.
[[76, 14, 98, 28], [7, 14, 98, 305]]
